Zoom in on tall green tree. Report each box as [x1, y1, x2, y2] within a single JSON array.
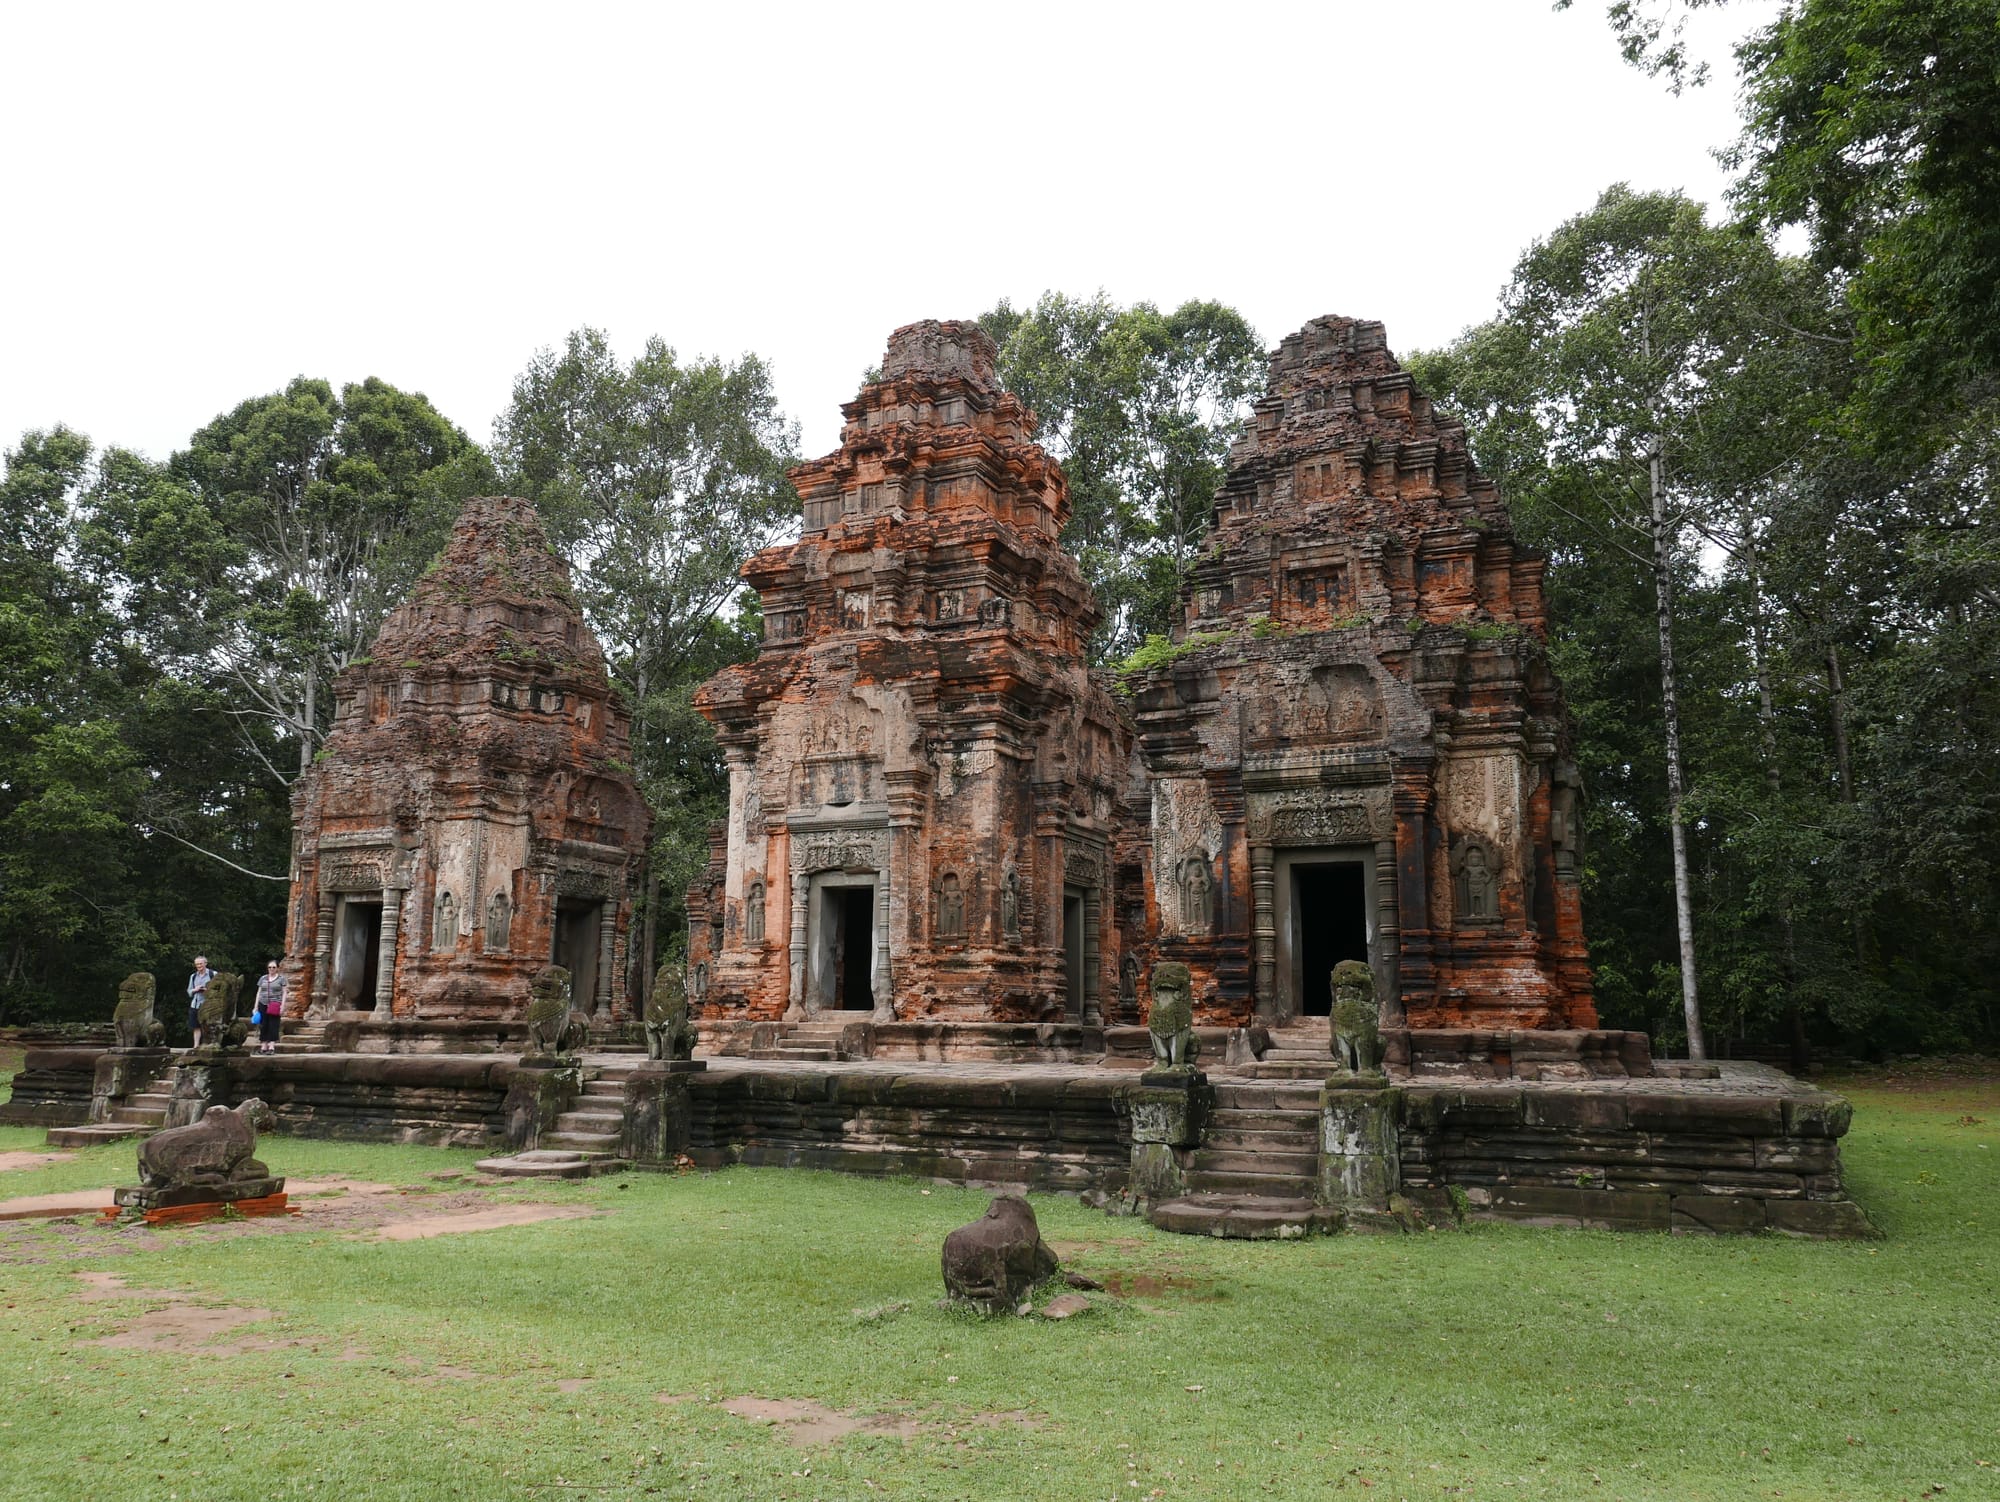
[[980, 294, 1263, 661], [494, 329, 799, 988], [170, 376, 494, 781]]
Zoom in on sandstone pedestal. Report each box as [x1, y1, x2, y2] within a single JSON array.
[[621, 1059, 705, 1165], [500, 1060, 579, 1151], [1128, 1069, 1211, 1203], [1317, 1079, 1402, 1230], [88, 1047, 171, 1123]]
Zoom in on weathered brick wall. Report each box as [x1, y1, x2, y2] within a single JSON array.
[[1397, 1077, 1875, 1235], [686, 1067, 1133, 1194], [0, 1047, 102, 1125]]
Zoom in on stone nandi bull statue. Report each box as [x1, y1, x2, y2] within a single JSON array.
[[113, 971, 166, 1049], [137, 1098, 276, 1190], [524, 964, 587, 1058], [645, 961, 698, 1062], [1147, 961, 1198, 1071]]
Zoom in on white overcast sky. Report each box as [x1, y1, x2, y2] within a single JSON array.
[[0, 1, 1776, 467]]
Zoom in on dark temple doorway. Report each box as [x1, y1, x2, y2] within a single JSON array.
[[1293, 863, 1369, 1016], [330, 897, 383, 1010], [1062, 887, 1086, 1019], [553, 899, 603, 1014], [832, 885, 875, 1010]]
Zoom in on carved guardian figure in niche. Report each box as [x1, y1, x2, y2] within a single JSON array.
[[433, 888, 458, 951], [1001, 870, 1021, 939], [745, 879, 766, 946], [485, 890, 512, 953], [936, 872, 965, 938], [1179, 856, 1214, 933], [1119, 954, 1139, 1018], [1453, 842, 1499, 923]]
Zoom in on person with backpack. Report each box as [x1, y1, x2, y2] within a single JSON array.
[[186, 956, 212, 1048], [253, 961, 286, 1054]]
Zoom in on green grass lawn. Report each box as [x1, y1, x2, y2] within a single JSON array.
[[0, 1064, 1994, 1502]]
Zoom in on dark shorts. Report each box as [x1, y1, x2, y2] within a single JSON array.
[[188, 1003, 203, 1032], [259, 1013, 282, 1044]]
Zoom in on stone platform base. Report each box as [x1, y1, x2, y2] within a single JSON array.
[[1148, 1195, 1337, 1239], [474, 1150, 625, 1180], [108, 1176, 291, 1225], [48, 1121, 153, 1147]]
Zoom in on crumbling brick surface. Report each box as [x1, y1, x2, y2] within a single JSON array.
[[286, 495, 649, 1029], [1125, 316, 1594, 1031], [692, 321, 1134, 1027]]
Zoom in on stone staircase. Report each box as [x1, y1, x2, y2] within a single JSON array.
[[540, 1067, 627, 1155], [744, 1020, 853, 1063], [48, 1064, 182, 1148], [1230, 1017, 1336, 1080], [274, 1019, 330, 1054], [1146, 1079, 1335, 1239]]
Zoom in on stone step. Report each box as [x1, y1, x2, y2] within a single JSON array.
[[48, 1122, 154, 1148], [1233, 1062, 1337, 1081], [474, 1150, 625, 1180], [1188, 1147, 1320, 1178], [1183, 1168, 1318, 1198], [110, 1105, 169, 1126], [126, 1092, 175, 1110], [1147, 1195, 1335, 1240], [1263, 1047, 1333, 1062], [553, 1110, 623, 1133], [540, 1130, 621, 1153], [744, 1047, 835, 1061], [1210, 1084, 1323, 1112], [581, 1081, 625, 1099], [1202, 1124, 1321, 1152]]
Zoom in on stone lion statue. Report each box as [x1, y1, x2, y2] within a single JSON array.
[[113, 971, 165, 1050], [198, 971, 250, 1051], [138, 1098, 276, 1189], [645, 961, 697, 1062], [1147, 961, 1198, 1070], [1330, 960, 1384, 1075], [525, 964, 585, 1057]]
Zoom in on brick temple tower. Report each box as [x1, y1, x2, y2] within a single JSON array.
[[286, 495, 650, 1043], [1124, 316, 1594, 1032], [691, 321, 1134, 1035]]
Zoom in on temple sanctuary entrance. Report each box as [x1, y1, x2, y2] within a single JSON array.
[[1062, 886, 1087, 1019], [553, 899, 602, 1014], [810, 876, 876, 1010], [330, 896, 382, 1009], [1278, 853, 1372, 1017]]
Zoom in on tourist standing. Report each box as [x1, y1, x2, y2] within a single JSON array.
[[254, 961, 286, 1054], [186, 956, 212, 1047]]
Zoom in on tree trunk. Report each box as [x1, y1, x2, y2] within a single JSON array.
[[1652, 440, 1705, 1061], [298, 662, 317, 775], [1825, 641, 1855, 804], [1743, 526, 1810, 1075]]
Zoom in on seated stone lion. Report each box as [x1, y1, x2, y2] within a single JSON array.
[[524, 965, 586, 1057], [113, 972, 166, 1050], [1147, 961, 1198, 1070], [1330, 960, 1384, 1075], [645, 962, 697, 1062], [137, 1098, 276, 1190]]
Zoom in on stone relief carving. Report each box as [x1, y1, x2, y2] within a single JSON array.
[[1063, 846, 1102, 887], [936, 872, 965, 938], [320, 859, 387, 893], [1452, 839, 1500, 923], [1178, 857, 1214, 932], [1000, 869, 1021, 939], [745, 879, 766, 945], [790, 828, 889, 874], [1249, 789, 1391, 847], [484, 890, 512, 953], [432, 889, 458, 951]]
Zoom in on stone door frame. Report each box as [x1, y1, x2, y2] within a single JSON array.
[[1271, 845, 1381, 1024]]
